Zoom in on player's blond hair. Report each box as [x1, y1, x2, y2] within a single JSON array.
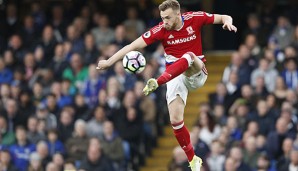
[[159, 0, 180, 12]]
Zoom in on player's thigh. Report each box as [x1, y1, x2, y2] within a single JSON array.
[[166, 74, 188, 106], [168, 96, 185, 123], [184, 68, 208, 91], [184, 53, 205, 77]]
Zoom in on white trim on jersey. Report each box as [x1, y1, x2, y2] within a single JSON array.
[[152, 25, 163, 34]]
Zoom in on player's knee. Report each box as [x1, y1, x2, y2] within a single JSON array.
[[182, 52, 196, 67], [170, 115, 183, 123]]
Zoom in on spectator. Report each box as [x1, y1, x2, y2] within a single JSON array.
[[0, 116, 15, 146], [37, 25, 57, 63], [134, 81, 157, 151], [225, 71, 240, 95], [2, 4, 20, 39], [266, 117, 292, 160], [251, 58, 279, 92], [279, 146, 298, 171], [244, 34, 261, 59], [50, 5, 68, 40], [63, 161, 76, 170], [206, 140, 225, 171], [62, 53, 88, 90], [20, 15, 39, 51], [45, 94, 60, 117], [4, 98, 27, 131], [46, 129, 65, 157], [48, 44, 68, 81], [190, 127, 210, 161], [238, 44, 258, 73], [45, 162, 59, 171], [0, 57, 13, 84], [291, 25, 298, 49], [57, 109, 74, 142], [248, 99, 275, 136], [123, 7, 146, 41], [65, 25, 84, 53], [281, 57, 298, 90], [35, 103, 57, 131], [81, 64, 106, 108], [27, 152, 43, 171], [36, 141, 51, 168], [10, 126, 35, 171], [212, 104, 227, 126], [3, 50, 17, 71], [208, 82, 231, 109], [79, 138, 114, 171], [91, 14, 115, 49], [52, 153, 64, 171], [197, 112, 221, 145], [224, 157, 238, 171], [276, 138, 293, 170], [27, 116, 46, 144], [242, 13, 269, 47], [81, 33, 100, 65], [229, 146, 251, 171], [253, 76, 269, 99], [0, 150, 18, 171], [113, 61, 137, 91], [226, 116, 242, 141], [270, 16, 294, 50], [222, 52, 243, 84], [100, 121, 125, 170], [168, 146, 189, 171], [242, 136, 261, 169], [73, 94, 90, 120], [255, 154, 274, 171], [273, 76, 288, 103], [86, 106, 106, 138], [112, 24, 130, 48], [65, 119, 89, 161], [18, 90, 35, 118]]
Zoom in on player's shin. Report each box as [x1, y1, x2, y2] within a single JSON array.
[[157, 53, 194, 85], [172, 120, 195, 161]]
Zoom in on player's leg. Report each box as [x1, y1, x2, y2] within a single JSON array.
[[168, 97, 202, 171], [168, 96, 194, 159], [184, 52, 205, 77], [165, 75, 202, 171], [143, 52, 195, 95]]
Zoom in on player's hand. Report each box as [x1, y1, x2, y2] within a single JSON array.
[[222, 23, 237, 33], [96, 60, 111, 70]]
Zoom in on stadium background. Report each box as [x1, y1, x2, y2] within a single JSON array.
[[0, 0, 298, 171]]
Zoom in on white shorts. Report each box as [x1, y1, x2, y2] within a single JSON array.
[[166, 68, 208, 105]]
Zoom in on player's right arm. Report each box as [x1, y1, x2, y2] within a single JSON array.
[[96, 36, 147, 70]]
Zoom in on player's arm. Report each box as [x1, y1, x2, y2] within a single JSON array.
[[96, 36, 147, 70], [213, 14, 237, 32]]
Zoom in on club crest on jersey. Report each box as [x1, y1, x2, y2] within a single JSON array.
[[186, 26, 195, 35]]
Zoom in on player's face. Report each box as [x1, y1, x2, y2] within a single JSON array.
[[160, 8, 180, 30]]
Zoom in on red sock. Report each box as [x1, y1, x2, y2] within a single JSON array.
[[157, 58, 189, 86], [172, 120, 195, 161]]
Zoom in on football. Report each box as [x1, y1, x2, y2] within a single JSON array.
[[122, 51, 146, 74]]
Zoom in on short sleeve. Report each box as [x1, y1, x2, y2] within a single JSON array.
[[193, 11, 214, 25], [142, 23, 164, 45]]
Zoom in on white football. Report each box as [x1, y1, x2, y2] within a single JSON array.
[[122, 51, 146, 74]]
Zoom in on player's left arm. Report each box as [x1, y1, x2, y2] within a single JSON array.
[[213, 14, 237, 33]]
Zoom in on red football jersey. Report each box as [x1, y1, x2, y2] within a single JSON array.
[[142, 11, 214, 63]]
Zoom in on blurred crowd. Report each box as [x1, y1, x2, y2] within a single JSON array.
[[0, 0, 171, 171], [168, 1, 298, 171], [0, 0, 298, 171]]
